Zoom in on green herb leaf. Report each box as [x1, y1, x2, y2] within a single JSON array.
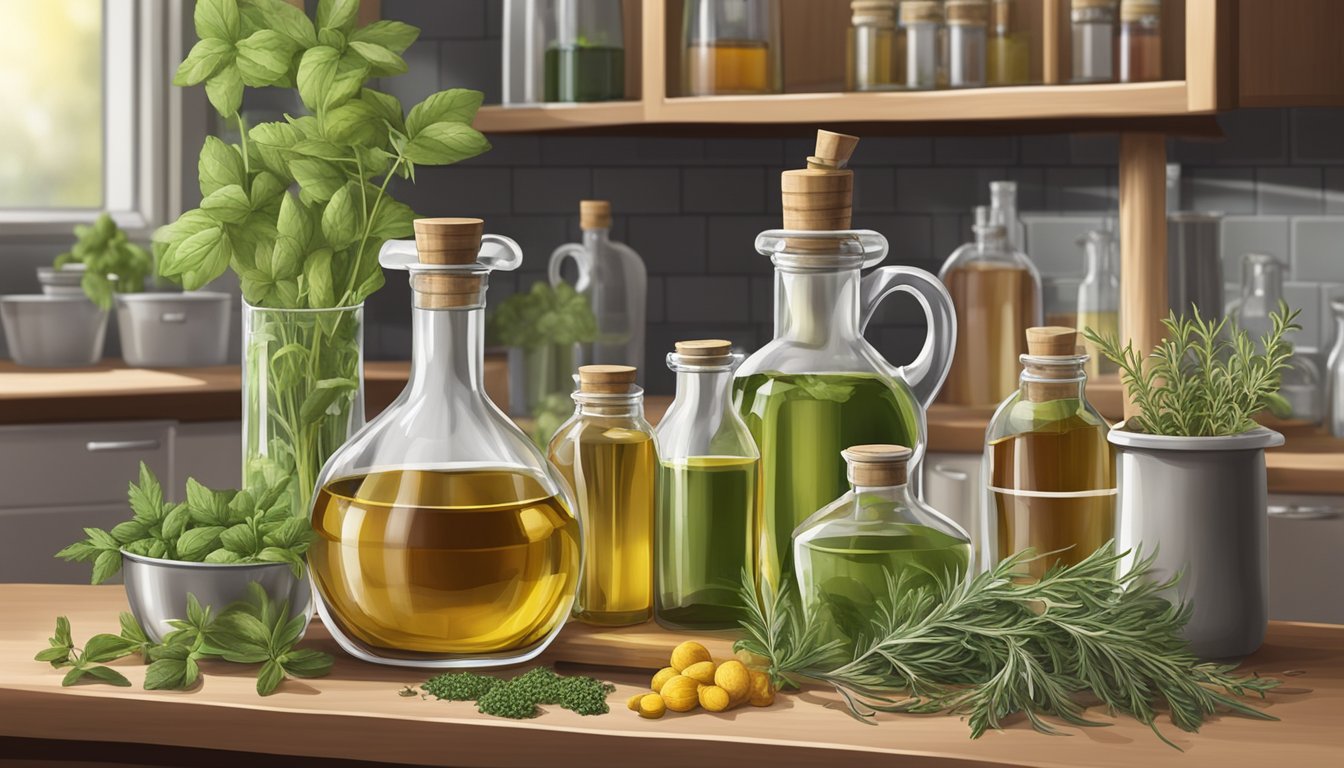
[[119, 612, 151, 653], [220, 522, 260, 555], [262, 0, 317, 48], [257, 658, 286, 696], [322, 100, 381, 147], [160, 503, 191, 541], [205, 548, 245, 564], [298, 377, 359, 425], [348, 41, 406, 76], [205, 65, 244, 118], [289, 158, 345, 204], [350, 19, 418, 54], [304, 248, 336, 308], [208, 613, 272, 663], [128, 462, 166, 525], [296, 45, 340, 111], [144, 657, 191, 690], [320, 184, 358, 249], [159, 226, 225, 279], [54, 540, 100, 563], [198, 136, 246, 196], [91, 549, 123, 585], [402, 122, 490, 166], [61, 666, 88, 687], [109, 520, 149, 546], [236, 29, 297, 87], [34, 646, 70, 665], [82, 665, 133, 687], [195, 0, 241, 42], [82, 633, 139, 664], [359, 88, 406, 134], [173, 37, 235, 86], [200, 184, 253, 224], [367, 198, 415, 241], [176, 526, 226, 561], [279, 648, 333, 679], [406, 89, 484, 136]]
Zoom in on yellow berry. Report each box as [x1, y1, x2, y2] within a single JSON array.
[[682, 660, 717, 686], [650, 666, 678, 692], [659, 674, 700, 712], [638, 693, 666, 719], [670, 641, 712, 672], [748, 669, 775, 707], [714, 660, 751, 703], [699, 685, 731, 712]]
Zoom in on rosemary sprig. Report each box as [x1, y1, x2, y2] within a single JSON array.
[[735, 545, 1281, 747]]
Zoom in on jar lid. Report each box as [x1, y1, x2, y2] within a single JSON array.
[[945, 0, 989, 25], [1025, 326, 1079, 356], [1120, 0, 1161, 21], [992, 0, 1012, 28], [900, 0, 943, 25], [852, 0, 896, 25], [675, 339, 733, 357], [842, 444, 912, 486], [578, 364, 638, 394], [580, 199, 612, 230], [1072, 0, 1117, 10], [413, 218, 484, 265], [782, 130, 859, 232]]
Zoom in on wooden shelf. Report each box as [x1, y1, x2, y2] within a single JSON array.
[[474, 101, 647, 133]]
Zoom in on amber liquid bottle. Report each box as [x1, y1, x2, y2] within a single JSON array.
[[1119, 0, 1162, 82], [682, 0, 781, 95]]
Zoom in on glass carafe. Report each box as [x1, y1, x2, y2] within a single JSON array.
[[1328, 300, 1344, 437], [548, 365, 657, 626], [549, 200, 647, 374], [1228, 253, 1322, 423], [683, 0, 782, 95], [655, 340, 759, 630], [939, 206, 1043, 406], [1076, 228, 1120, 377], [794, 444, 971, 648], [545, 0, 625, 102], [981, 327, 1115, 579], [310, 218, 581, 668]]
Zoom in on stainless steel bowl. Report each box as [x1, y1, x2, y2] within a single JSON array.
[[121, 550, 312, 643], [115, 292, 231, 368], [0, 295, 108, 367]]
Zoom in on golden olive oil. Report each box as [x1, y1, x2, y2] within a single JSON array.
[[310, 469, 580, 657], [655, 456, 759, 630], [941, 262, 1039, 406], [685, 40, 772, 95]]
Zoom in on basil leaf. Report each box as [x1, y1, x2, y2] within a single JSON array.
[[173, 37, 234, 87], [263, 0, 317, 47], [109, 520, 149, 546], [91, 549, 123, 585], [34, 646, 70, 665], [350, 19, 418, 54], [54, 540, 100, 563], [296, 45, 340, 111], [159, 226, 225, 280], [348, 41, 406, 77], [321, 184, 358, 249], [220, 522, 259, 555], [299, 378, 359, 425], [289, 158, 344, 204], [406, 89, 484, 136], [205, 548, 244, 564], [271, 238, 305, 282], [205, 65, 244, 119], [198, 136, 246, 196], [195, 0, 241, 42], [368, 198, 415, 241], [61, 666, 89, 687], [119, 612, 150, 650], [128, 462, 166, 525], [144, 657, 189, 690], [161, 503, 190, 541], [236, 30, 296, 87], [359, 88, 406, 134], [84, 528, 120, 551], [322, 101, 380, 147], [82, 633, 138, 664], [54, 617, 73, 648], [316, 0, 359, 33], [83, 666, 132, 687], [279, 648, 333, 679], [304, 248, 336, 308], [270, 612, 308, 656], [256, 658, 286, 696], [201, 184, 252, 224], [402, 122, 490, 166], [177, 526, 226, 562], [276, 193, 314, 249], [263, 517, 313, 551]]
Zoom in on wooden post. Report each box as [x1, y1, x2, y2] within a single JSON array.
[[1042, 0, 1061, 84], [1118, 132, 1168, 419]]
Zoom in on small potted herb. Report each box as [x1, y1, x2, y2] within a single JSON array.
[[44, 213, 152, 305], [487, 281, 597, 418], [56, 462, 313, 643], [1084, 303, 1300, 659]]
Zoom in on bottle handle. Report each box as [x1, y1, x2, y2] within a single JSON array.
[[548, 243, 593, 293], [377, 234, 523, 272], [860, 266, 958, 409]]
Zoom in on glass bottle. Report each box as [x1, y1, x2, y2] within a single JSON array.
[[548, 364, 657, 626], [545, 0, 625, 102], [655, 340, 759, 630], [990, 179, 1026, 253], [794, 444, 971, 647], [683, 0, 782, 96], [847, 0, 902, 92], [309, 218, 581, 668], [1227, 253, 1322, 424], [939, 206, 1043, 406], [901, 0, 943, 90], [946, 0, 988, 88], [1119, 0, 1161, 82], [982, 327, 1115, 579], [549, 200, 647, 374], [734, 130, 956, 592], [1076, 228, 1120, 377], [1072, 0, 1117, 83], [987, 0, 1030, 86], [1327, 301, 1344, 437]]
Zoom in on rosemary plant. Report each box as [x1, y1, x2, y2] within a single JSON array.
[[735, 545, 1281, 747]]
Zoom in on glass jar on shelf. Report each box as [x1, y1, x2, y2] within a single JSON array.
[[1076, 228, 1120, 378], [1119, 0, 1162, 83], [990, 178, 1026, 252], [1327, 300, 1344, 437], [683, 0, 782, 96], [1227, 253, 1322, 425], [946, 0, 988, 89], [545, 0, 626, 102], [655, 340, 759, 630], [1072, 0, 1117, 83], [309, 218, 581, 669], [901, 0, 944, 90], [848, 0, 903, 92], [987, 0, 1030, 85]]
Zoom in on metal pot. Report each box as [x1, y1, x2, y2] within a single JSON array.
[[36, 265, 87, 297], [121, 550, 311, 643], [115, 292, 231, 368], [0, 295, 108, 367], [1110, 425, 1284, 659]]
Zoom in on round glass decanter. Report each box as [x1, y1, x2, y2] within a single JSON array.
[[309, 218, 581, 668]]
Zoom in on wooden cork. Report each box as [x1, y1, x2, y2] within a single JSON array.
[[945, 0, 989, 25], [675, 339, 734, 364], [1026, 326, 1079, 356], [1024, 326, 1084, 402], [843, 444, 912, 487], [578, 364, 637, 394], [900, 0, 944, 24], [580, 200, 612, 230], [412, 274, 483, 309], [782, 130, 859, 233], [414, 218, 484, 265]]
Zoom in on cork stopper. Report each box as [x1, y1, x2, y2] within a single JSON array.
[[851, 0, 896, 26], [578, 364, 637, 394], [1120, 0, 1160, 21], [410, 218, 486, 308], [1073, 0, 1117, 10], [843, 444, 912, 487], [946, 0, 989, 25], [1024, 327, 1084, 401], [580, 200, 612, 230], [782, 130, 859, 232], [675, 339, 733, 357], [1026, 326, 1079, 356], [900, 0, 944, 25], [992, 0, 1012, 29]]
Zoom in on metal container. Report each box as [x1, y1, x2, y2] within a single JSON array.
[[0, 295, 108, 367], [1167, 212, 1223, 321], [121, 550, 311, 644], [36, 265, 87, 297], [1110, 426, 1284, 659], [115, 292, 231, 368]]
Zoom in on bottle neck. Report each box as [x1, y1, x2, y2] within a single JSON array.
[[1020, 357, 1087, 402], [408, 305, 485, 399], [576, 390, 645, 419], [583, 227, 610, 250], [672, 366, 734, 422], [775, 267, 861, 346], [975, 225, 1009, 252], [849, 483, 910, 521]]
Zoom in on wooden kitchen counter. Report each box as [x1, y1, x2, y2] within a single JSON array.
[[0, 585, 1340, 768]]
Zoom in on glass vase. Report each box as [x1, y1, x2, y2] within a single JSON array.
[[242, 303, 365, 516]]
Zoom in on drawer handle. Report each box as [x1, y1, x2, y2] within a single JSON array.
[[161, 312, 187, 323], [86, 440, 161, 452], [1268, 505, 1342, 521]]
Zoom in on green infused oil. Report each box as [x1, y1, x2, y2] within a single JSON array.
[[544, 45, 625, 102]]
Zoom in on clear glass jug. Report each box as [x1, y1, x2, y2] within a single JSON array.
[[310, 218, 581, 668], [545, 0, 625, 102]]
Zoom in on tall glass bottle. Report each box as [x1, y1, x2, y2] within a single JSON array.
[[987, 0, 1030, 85], [794, 444, 971, 647], [655, 340, 759, 630], [1118, 0, 1162, 83], [309, 218, 581, 668], [1327, 300, 1344, 437], [990, 179, 1025, 253], [901, 0, 944, 90], [683, 0, 782, 95], [549, 364, 657, 626], [1076, 228, 1119, 377], [549, 200, 647, 373], [847, 0, 902, 92], [734, 130, 956, 591], [982, 327, 1115, 580], [1072, 0, 1117, 83], [545, 0, 625, 102], [939, 206, 1043, 406], [946, 0, 988, 89], [1227, 253, 1322, 424]]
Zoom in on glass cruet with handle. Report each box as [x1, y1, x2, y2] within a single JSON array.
[[733, 130, 957, 592], [308, 217, 582, 669]]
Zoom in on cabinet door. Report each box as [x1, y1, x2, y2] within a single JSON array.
[[0, 421, 172, 509], [0, 503, 128, 584], [172, 421, 242, 492], [1268, 499, 1344, 624]]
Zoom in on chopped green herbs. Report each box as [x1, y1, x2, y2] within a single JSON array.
[[421, 667, 615, 719], [422, 671, 500, 702]]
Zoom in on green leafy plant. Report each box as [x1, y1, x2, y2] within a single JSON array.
[[1082, 303, 1300, 436], [55, 462, 313, 583], [737, 545, 1281, 748], [36, 585, 333, 696], [487, 281, 598, 351], [53, 213, 152, 309]]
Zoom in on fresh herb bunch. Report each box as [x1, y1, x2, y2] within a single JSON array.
[[736, 546, 1281, 747], [55, 462, 313, 583], [1082, 303, 1300, 436], [53, 213, 152, 309], [35, 584, 333, 696], [487, 281, 598, 351], [421, 666, 615, 719]]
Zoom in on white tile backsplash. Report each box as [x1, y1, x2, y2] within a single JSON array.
[[1322, 284, 1344, 352], [1022, 215, 1107, 279], [1285, 282, 1324, 350], [1291, 216, 1344, 282]]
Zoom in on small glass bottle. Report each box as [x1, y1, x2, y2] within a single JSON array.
[[987, 0, 1030, 85], [683, 0, 782, 95], [847, 0, 902, 92], [1228, 253, 1322, 424], [982, 327, 1115, 579], [1076, 228, 1120, 377], [1119, 0, 1162, 82], [545, 0, 625, 102], [548, 364, 657, 626], [946, 0, 988, 88], [990, 179, 1026, 252], [655, 340, 759, 630], [1327, 300, 1344, 437], [901, 0, 944, 90], [1072, 0, 1117, 83], [794, 444, 971, 647]]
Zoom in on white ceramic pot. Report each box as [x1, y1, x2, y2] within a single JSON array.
[[0, 295, 108, 367], [115, 292, 231, 367]]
